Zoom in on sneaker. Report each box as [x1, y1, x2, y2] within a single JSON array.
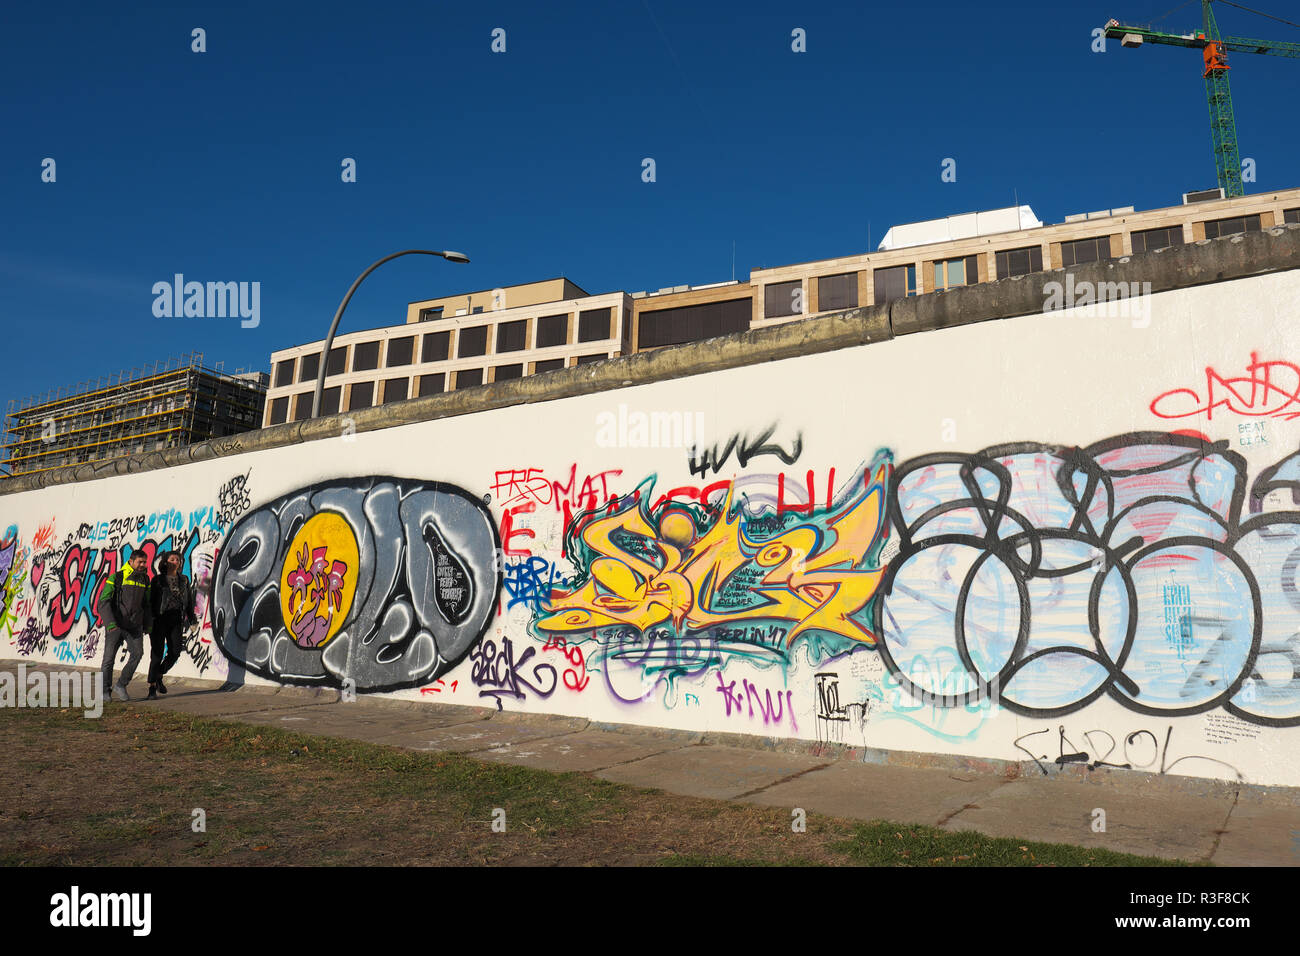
[[146, 686, 157, 700], [157, 679, 168, 695], [111, 685, 128, 702]]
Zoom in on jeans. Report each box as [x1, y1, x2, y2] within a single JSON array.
[[148, 614, 186, 684], [101, 626, 144, 695]]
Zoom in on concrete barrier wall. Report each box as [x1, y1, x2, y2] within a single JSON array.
[[4, 247, 1300, 786]]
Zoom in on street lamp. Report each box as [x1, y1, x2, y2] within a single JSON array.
[[312, 249, 470, 418]]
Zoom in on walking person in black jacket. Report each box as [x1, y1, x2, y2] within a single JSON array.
[[147, 550, 197, 699], [100, 549, 153, 701]]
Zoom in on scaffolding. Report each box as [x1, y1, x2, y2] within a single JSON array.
[[1, 352, 268, 479]]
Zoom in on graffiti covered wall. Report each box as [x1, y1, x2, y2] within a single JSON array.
[[4, 268, 1300, 786]]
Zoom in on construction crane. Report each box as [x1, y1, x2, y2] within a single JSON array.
[[1103, 0, 1300, 198]]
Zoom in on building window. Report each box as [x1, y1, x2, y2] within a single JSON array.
[[353, 341, 381, 371], [327, 346, 348, 375], [458, 326, 487, 358], [383, 378, 408, 404], [536, 314, 568, 348], [497, 319, 527, 353], [293, 392, 313, 422], [472, 306, 484, 314], [321, 386, 341, 416], [1060, 236, 1112, 267], [1131, 226, 1183, 254], [422, 331, 450, 363], [575, 353, 605, 365], [995, 246, 1044, 279], [418, 373, 445, 396], [348, 381, 374, 410], [764, 280, 801, 318], [268, 396, 289, 425], [817, 273, 858, 311], [1203, 214, 1261, 239], [456, 368, 483, 389], [932, 256, 978, 292], [578, 307, 612, 343], [494, 363, 523, 382], [298, 353, 321, 383], [419, 307, 444, 322], [274, 359, 295, 388], [873, 265, 918, 303], [1285, 208, 1300, 225], [534, 358, 565, 374], [387, 336, 414, 367], [637, 298, 750, 349]]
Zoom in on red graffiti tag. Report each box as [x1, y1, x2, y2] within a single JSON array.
[[1150, 353, 1300, 421]]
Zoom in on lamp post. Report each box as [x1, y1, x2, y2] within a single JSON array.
[[312, 249, 470, 418]]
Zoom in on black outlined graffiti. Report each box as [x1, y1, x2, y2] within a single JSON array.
[[211, 477, 501, 692], [875, 433, 1300, 727]]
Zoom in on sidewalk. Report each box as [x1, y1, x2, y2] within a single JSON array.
[[7, 660, 1299, 866]]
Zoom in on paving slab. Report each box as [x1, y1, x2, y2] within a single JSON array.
[[370, 718, 587, 754], [596, 744, 832, 801], [222, 702, 486, 743], [1211, 803, 1300, 866], [133, 688, 335, 717], [477, 728, 688, 773], [739, 761, 1009, 826], [938, 777, 1234, 862]]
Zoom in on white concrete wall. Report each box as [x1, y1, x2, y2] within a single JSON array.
[[4, 269, 1300, 785]]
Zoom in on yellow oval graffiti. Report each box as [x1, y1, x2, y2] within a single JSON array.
[[279, 512, 359, 649]]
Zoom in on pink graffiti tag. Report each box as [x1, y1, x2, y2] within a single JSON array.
[[286, 543, 349, 648], [1151, 353, 1300, 421]]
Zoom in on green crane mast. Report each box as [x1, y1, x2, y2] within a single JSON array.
[[1103, 0, 1300, 198]]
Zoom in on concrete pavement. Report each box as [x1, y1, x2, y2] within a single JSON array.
[[6, 660, 1299, 865]]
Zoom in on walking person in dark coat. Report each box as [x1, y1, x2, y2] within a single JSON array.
[[100, 549, 153, 701], [147, 550, 197, 699]]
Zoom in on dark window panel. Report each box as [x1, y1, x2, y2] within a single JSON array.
[[497, 319, 527, 352], [873, 266, 906, 303], [637, 298, 750, 349], [292, 392, 313, 422], [348, 381, 374, 411], [458, 326, 487, 357], [418, 373, 445, 396], [268, 396, 289, 425], [817, 272, 858, 311], [534, 358, 565, 374], [353, 341, 381, 371], [536, 314, 568, 348], [419, 307, 444, 322], [1204, 214, 1261, 239], [455, 368, 483, 389], [578, 307, 612, 343], [494, 363, 523, 381], [1132, 226, 1183, 254], [1285, 208, 1300, 225], [387, 336, 414, 367], [422, 331, 450, 363], [995, 245, 1043, 279], [327, 346, 348, 376], [575, 353, 605, 365], [764, 280, 801, 318], [274, 360, 295, 388], [383, 377, 409, 403], [297, 353, 321, 383], [321, 386, 341, 416]]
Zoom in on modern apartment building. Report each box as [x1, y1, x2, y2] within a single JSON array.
[[262, 187, 1300, 423], [748, 187, 1300, 332], [2, 355, 267, 479], [265, 278, 632, 424]]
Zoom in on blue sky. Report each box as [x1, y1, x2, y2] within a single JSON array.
[[2, 0, 1298, 410]]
